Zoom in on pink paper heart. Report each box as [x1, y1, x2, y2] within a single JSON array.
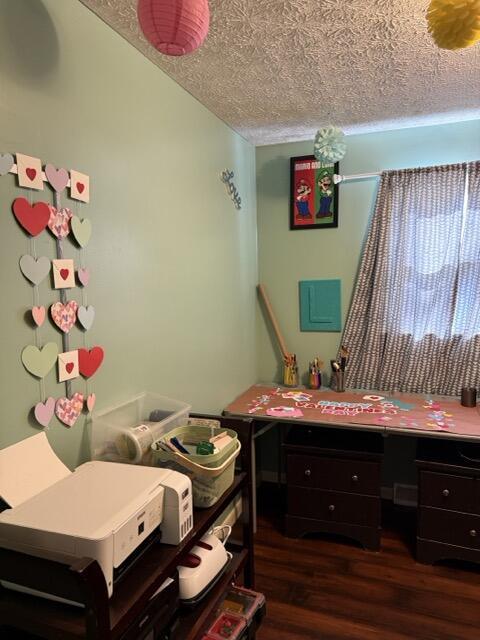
[[47, 205, 72, 239], [32, 305, 46, 327], [45, 164, 69, 192], [55, 393, 84, 427], [77, 268, 90, 287], [51, 300, 78, 333], [87, 393, 96, 413], [34, 397, 55, 427]]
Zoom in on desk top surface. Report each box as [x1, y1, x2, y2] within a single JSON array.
[[224, 384, 480, 441]]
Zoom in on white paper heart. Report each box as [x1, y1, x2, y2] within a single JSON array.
[[19, 255, 51, 285], [77, 305, 95, 331], [0, 153, 14, 176], [87, 393, 96, 413]]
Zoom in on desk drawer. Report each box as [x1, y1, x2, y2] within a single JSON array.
[[419, 471, 478, 514], [418, 507, 480, 550], [288, 486, 380, 527], [287, 454, 381, 496]]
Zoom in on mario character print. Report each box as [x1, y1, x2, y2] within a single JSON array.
[[295, 179, 312, 219]]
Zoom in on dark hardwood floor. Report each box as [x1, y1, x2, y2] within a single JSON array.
[[254, 486, 480, 640]]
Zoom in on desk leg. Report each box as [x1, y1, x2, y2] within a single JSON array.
[[277, 421, 283, 487], [252, 428, 257, 534]]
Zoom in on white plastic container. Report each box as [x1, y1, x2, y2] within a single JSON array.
[[91, 392, 190, 465]]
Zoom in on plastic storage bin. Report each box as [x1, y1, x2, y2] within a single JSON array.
[[205, 611, 247, 639], [91, 392, 190, 464], [151, 424, 241, 508]]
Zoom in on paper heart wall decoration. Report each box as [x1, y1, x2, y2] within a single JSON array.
[[87, 393, 96, 413], [77, 305, 95, 331], [47, 205, 72, 239], [51, 301, 78, 333], [45, 164, 69, 192], [34, 397, 56, 427], [77, 268, 90, 287], [32, 306, 46, 327], [21, 343, 58, 378], [12, 198, 50, 237], [55, 393, 84, 427], [19, 255, 51, 285], [0, 153, 14, 176], [78, 346, 104, 378], [71, 216, 92, 247]]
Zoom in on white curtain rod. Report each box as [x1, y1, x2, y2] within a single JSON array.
[[333, 172, 380, 184]]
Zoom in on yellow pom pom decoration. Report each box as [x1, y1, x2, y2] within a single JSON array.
[[427, 0, 480, 50]]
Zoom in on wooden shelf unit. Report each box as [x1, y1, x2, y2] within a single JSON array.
[[0, 415, 257, 640]]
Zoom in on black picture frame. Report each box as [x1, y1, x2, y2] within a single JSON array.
[[290, 155, 339, 230]]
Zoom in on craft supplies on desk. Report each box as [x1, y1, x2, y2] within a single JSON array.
[[308, 357, 323, 389], [224, 384, 480, 439]]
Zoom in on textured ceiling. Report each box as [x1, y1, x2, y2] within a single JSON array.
[[80, 0, 480, 146]]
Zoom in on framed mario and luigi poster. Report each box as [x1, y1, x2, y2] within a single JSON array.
[[290, 155, 339, 230]]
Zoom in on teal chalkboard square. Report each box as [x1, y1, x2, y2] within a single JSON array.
[[299, 279, 341, 332]]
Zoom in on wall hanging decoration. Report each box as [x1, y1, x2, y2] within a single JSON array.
[[313, 126, 347, 166], [427, 0, 480, 50], [137, 0, 210, 56], [2, 152, 104, 429], [290, 155, 339, 230], [220, 169, 242, 210]]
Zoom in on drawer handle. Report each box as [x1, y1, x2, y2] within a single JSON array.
[[328, 504, 335, 512], [352, 475, 359, 482], [470, 529, 477, 538], [304, 469, 311, 477], [442, 489, 450, 497]]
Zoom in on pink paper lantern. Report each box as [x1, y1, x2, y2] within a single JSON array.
[[138, 0, 210, 56]]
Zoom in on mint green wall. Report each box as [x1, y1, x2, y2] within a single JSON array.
[[0, 0, 257, 469], [256, 121, 480, 480], [256, 121, 480, 385]]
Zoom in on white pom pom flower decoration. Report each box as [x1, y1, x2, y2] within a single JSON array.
[[314, 126, 347, 165]]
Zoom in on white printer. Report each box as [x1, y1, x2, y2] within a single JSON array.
[[0, 433, 193, 602]]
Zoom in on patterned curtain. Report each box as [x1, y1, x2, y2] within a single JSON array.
[[342, 161, 480, 395]]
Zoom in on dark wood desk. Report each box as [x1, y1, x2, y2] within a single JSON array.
[[224, 384, 480, 564]]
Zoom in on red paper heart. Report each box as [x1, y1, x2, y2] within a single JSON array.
[[66, 362, 74, 374], [76, 182, 85, 194], [78, 346, 104, 378], [60, 268, 69, 280], [26, 167, 37, 181], [12, 198, 50, 237]]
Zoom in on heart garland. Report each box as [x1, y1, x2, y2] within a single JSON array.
[[0, 153, 14, 176], [55, 393, 84, 427], [34, 397, 56, 427], [19, 255, 51, 285], [51, 300, 79, 333], [77, 268, 90, 287], [47, 205, 72, 239], [32, 306, 46, 327], [78, 346, 104, 378], [21, 343, 58, 378], [77, 305, 95, 331], [45, 164, 69, 192], [71, 216, 92, 247], [87, 393, 96, 413], [12, 198, 50, 237]]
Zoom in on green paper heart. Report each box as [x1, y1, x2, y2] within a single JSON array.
[[71, 216, 92, 248], [21, 342, 58, 378]]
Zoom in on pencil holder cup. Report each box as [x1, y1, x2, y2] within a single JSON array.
[[332, 371, 345, 393], [283, 364, 298, 387], [461, 387, 477, 408], [309, 372, 321, 389]]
